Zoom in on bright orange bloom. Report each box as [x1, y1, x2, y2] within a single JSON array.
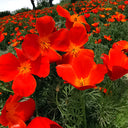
[[104, 35, 112, 41], [91, 22, 99, 27], [93, 27, 101, 34], [22, 16, 61, 63], [99, 14, 105, 18], [0, 48, 50, 97], [27, 117, 62, 128], [56, 55, 107, 90], [0, 95, 35, 128], [56, 5, 90, 32], [101, 47, 128, 80]]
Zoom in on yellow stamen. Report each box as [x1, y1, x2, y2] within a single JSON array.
[[18, 62, 31, 74]]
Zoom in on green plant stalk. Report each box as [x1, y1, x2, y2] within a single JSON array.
[[82, 94, 87, 128]]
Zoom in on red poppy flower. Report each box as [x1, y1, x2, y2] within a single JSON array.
[[56, 5, 90, 32], [51, 25, 93, 64], [27, 117, 62, 128], [101, 47, 128, 80], [22, 16, 61, 63], [0, 95, 35, 128], [0, 48, 50, 97], [56, 55, 107, 90], [112, 40, 128, 52], [0, 32, 4, 43]]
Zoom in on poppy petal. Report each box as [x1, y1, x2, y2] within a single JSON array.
[[15, 48, 28, 63], [16, 98, 35, 121], [56, 64, 77, 85], [57, 5, 71, 19], [88, 64, 107, 85], [12, 73, 36, 97], [69, 26, 88, 47], [65, 19, 74, 29], [51, 28, 70, 51], [46, 48, 62, 63], [22, 34, 40, 61], [72, 55, 95, 79], [27, 117, 62, 128], [31, 56, 50, 78], [8, 118, 26, 128], [0, 53, 19, 82], [36, 16, 55, 37]]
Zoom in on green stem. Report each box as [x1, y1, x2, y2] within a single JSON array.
[[82, 94, 87, 128]]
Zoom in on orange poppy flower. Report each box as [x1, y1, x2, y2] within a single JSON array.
[[93, 27, 101, 34], [104, 35, 112, 41], [56, 5, 90, 32], [101, 47, 128, 80], [56, 55, 107, 90], [0, 95, 35, 128], [91, 22, 99, 27], [27, 117, 62, 128], [22, 16, 61, 63], [0, 48, 50, 97], [99, 14, 105, 18]]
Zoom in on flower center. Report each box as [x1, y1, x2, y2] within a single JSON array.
[[18, 62, 31, 74], [39, 37, 50, 53], [68, 44, 80, 57]]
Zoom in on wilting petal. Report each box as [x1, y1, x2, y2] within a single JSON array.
[[56, 64, 77, 85], [69, 26, 88, 47], [22, 34, 40, 61], [27, 117, 62, 128], [0, 53, 19, 82], [31, 56, 50, 78], [36, 16, 55, 37], [57, 5, 70, 19], [12, 73, 36, 97]]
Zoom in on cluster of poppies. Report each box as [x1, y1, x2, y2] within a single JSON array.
[[0, 5, 128, 128]]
